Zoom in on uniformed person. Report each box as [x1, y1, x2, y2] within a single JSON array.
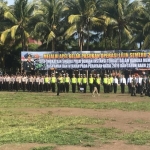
[[131, 75, 137, 96], [82, 74, 88, 93], [65, 73, 70, 93], [0, 75, 3, 91], [127, 75, 133, 93], [141, 75, 147, 96], [89, 74, 94, 93], [120, 75, 126, 94], [77, 74, 82, 92], [51, 73, 56, 92], [113, 76, 118, 93], [57, 74, 61, 96], [71, 74, 77, 93], [23, 54, 35, 73], [103, 74, 108, 93], [110, 74, 113, 92], [96, 74, 101, 93], [44, 74, 49, 92]]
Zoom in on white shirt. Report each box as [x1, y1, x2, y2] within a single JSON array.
[[127, 77, 133, 84], [120, 78, 126, 84], [113, 78, 118, 84]]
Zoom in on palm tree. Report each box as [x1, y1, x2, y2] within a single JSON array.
[[142, 0, 150, 49], [33, 0, 68, 51], [65, 0, 104, 51], [102, 0, 133, 50], [0, 0, 35, 51]]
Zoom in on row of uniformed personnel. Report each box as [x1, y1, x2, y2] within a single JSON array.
[[0, 73, 114, 93]]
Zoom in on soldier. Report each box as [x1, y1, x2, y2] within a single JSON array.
[[71, 74, 77, 93], [59, 74, 63, 92], [131, 75, 137, 96], [62, 74, 66, 92], [141, 75, 147, 96], [146, 76, 150, 96], [89, 74, 94, 93]]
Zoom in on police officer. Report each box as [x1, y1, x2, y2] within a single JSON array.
[[89, 74, 94, 93], [96, 74, 101, 93], [23, 54, 35, 74], [103, 74, 108, 93], [51, 73, 56, 92], [71, 74, 77, 93], [65, 73, 70, 93], [82, 74, 87, 93]]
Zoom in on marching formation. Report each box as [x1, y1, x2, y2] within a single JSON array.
[[0, 73, 150, 96]]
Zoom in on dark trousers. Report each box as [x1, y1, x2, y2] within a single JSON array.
[[128, 83, 132, 93], [113, 83, 117, 93], [65, 82, 69, 93], [16, 82, 20, 91], [51, 83, 55, 92], [22, 82, 26, 91], [121, 83, 125, 93], [82, 83, 87, 93], [96, 84, 100, 93], [0, 82, 3, 90], [57, 83, 60, 95], [89, 83, 93, 93], [39, 83, 43, 92], [45, 83, 48, 92], [103, 84, 107, 93], [72, 83, 76, 93]]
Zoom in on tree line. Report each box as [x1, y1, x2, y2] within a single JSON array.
[[0, 0, 150, 72]]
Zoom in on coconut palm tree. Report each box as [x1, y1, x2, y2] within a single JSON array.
[[0, 0, 35, 50], [33, 0, 68, 51], [65, 0, 105, 51], [102, 0, 133, 50]]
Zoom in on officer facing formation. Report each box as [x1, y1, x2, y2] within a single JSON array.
[[131, 75, 137, 96]]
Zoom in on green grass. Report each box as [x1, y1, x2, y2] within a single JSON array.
[[0, 92, 150, 148], [0, 92, 150, 111]]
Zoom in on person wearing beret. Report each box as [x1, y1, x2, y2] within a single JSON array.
[[23, 54, 35, 73]]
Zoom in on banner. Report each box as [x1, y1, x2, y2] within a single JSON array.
[[21, 50, 150, 71]]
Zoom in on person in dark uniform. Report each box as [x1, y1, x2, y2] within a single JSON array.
[[23, 54, 35, 74], [57, 74, 61, 96], [131, 75, 137, 96]]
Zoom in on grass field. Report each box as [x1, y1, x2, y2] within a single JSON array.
[[0, 91, 150, 150]]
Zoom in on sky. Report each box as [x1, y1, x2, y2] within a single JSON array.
[[7, 0, 136, 6]]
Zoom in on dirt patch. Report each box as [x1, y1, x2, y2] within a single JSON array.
[[1, 141, 150, 150]]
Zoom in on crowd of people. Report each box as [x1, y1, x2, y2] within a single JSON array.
[[0, 73, 150, 96]]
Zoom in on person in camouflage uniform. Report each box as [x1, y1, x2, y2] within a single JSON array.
[[131, 75, 137, 96], [141, 75, 147, 96], [146, 76, 150, 96]]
